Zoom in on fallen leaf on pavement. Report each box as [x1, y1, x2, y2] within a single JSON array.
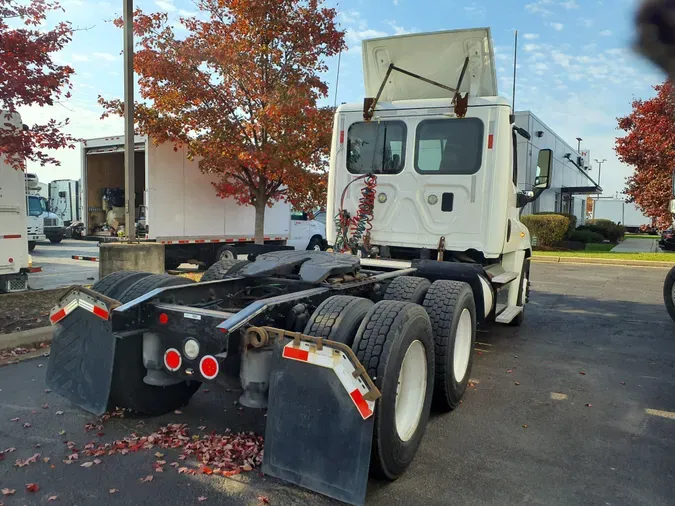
[[42, 404, 49, 409], [23, 422, 32, 428], [58, 430, 66, 436], [178, 467, 189, 474], [174, 410, 183, 415], [258, 496, 270, 504], [43, 457, 50, 463], [201, 466, 213, 475], [48, 495, 58, 501], [10, 418, 19, 422], [140, 475, 154, 483], [154, 452, 164, 458], [45, 388, 51, 393], [507, 369, 513, 374], [26, 483, 39, 493], [197, 426, 207, 431], [80, 462, 94, 468], [198, 497, 207, 502], [579, 372, 586, 375], [514, 382, 520, 386], [522, 424, 528, 428], [1, 488, 15, 496], [3, 448, 15, 453], [93, 458, 102, 465], [109, 489, 118, 494], [620, 381, 626, 385], [585, 403, 593, 407], [55, 411, 64, 416]]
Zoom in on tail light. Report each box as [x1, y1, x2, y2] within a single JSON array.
[[164, 348, 182, 372], [199, 355, 219, 380]]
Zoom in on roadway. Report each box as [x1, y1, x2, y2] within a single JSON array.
[[1, 263, 673, 505]]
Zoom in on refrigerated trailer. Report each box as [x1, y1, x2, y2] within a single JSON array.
[[81, 136, 291, 269], [48, 179, 80, 226], [48, 28, 553, 505]]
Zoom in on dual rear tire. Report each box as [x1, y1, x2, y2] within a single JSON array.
[[302, 278, 476, 480]]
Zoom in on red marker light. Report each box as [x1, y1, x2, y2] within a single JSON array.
[[159, 313, 169, 325], [199, 355, 219, 380], [164, 348, 182, 372], [8, 258, 13, 263]]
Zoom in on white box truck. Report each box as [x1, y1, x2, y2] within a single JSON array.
[[48, 179, 80, 226], [81, 136, 291, 269], [592, 197, 654, 233], [0, 111, 30, 292]]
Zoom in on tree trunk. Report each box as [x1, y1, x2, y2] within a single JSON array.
[[254, 194, 267, 245]]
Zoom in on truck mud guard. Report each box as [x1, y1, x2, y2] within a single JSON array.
[[259, 328, 381, 506], [45, 287, 121, 416]]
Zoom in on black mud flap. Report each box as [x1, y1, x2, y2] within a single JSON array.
[[262, 339, 376, 506], [45, 307, 116, 416]]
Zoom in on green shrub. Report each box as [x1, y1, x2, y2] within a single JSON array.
[[522, 215, 569, 247], [569, 229, 605, 244], [534, 212, 577, 239], [585, 219, 626, 243]]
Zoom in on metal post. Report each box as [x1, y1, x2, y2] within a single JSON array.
[[123, 0, 136, 242]]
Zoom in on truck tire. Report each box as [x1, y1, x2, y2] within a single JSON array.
[[91, 271, 153, 301], [664, 266, 675, 322], [49, 236, 63, 244], [200, 259, 250, 282], [109, 274, 199, 415], [352, 300, 434, 480], [28, 241, 36, 252], [216, 245, 237, 261], [383, 276, 431, 305], [422, 280, 476, 412], [510, 258, 530, 327], [303, 295, 373, 346], [306, 235, 325, 251]]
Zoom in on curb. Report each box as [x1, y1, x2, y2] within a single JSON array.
[[0, 326, 53, 351], [532, 256, 674, 268]]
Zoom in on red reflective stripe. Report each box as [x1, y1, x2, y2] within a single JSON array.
[[210, 239, 220, 243], [226, 238, 234, 243], [238, 238, 247, 242], [350, 389, 372, 419], [488, 134, 494, 149], [2, 235, 21, 239], [195, 240, 205, 243], [92, 305, 109, 320], [178, 240, 189, 244], [282, 346, 309, 362], [50, 308, 66, 324], [264, 237, 270, 241], [339, 131, 344, 144]]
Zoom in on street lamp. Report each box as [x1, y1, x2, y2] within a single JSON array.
[[576, 137, 583, 152], [594, 158, 607, 188]]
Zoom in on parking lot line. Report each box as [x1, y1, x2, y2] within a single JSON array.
[[645, 408, 675, 420]]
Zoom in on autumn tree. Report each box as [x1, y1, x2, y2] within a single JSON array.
[[99, 0, 345, 244], [0, 0, 77, 169], [615, 81, 674, 230]]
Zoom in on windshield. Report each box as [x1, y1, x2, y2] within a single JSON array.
[[346, 121, 407, 174], [27, 196, 46, 217], [415, 118, 484, 174]]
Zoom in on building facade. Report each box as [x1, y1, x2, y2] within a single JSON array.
[[515, 111, 600, 225]]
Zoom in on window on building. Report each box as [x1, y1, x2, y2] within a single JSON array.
[[347, 121, 407, 174], [414, 118, 484, 175]]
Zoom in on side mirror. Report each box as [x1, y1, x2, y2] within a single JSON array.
[[534, 149, 553, 190], [514, 126, 531, 140]]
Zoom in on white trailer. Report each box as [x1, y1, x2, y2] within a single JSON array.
[[0, 111, 30, 292], [81, 136, 291, 269], [592, 197, 654, 232]]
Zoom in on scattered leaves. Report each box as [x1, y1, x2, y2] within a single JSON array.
[[26, 483, 39, 493], [58, 430, 66, 436], [514, 382, 520, 386], [55, 411, 64, 416], [10, 417, 19, 422], [109, 489, 118, 494], [48, 495, 58, 501], [620, 381, 626, 385], [80, 461, 94, 468], [1, 488, 15, 496], [522, 424, 528, 429], [198, 497, 207, 502], [507, 369, 513, 374], [579, 372, 586, 375], [174, 410, 183, 415], [140, 475, 154, 483], [258, 496, 270, 504], [154, 452, 164, 458], [42, 404, 50, 409], [585, 403, 593, 407], [45, 388, 52, 393], [23, 422, 32, 428]]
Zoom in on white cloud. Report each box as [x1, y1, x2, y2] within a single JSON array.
[[385, 21, 415, 36], [523, 33, 540, 40], [93, 52, 118, 62], [155, 0, 176, 12], [72, 54, 89, 62], [178, 9, 198, 17], [464, 2, 486, 16], [600, 29, 613, 36], [550, 22, 564, 31], [579, 17, 594, 28], [524, 43, 541, 52], [560, 0, 579, 9], [525, 0, 554, 16], [393, 0, 399, 5]]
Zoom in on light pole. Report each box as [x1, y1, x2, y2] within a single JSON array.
[[594, 158, 606, 188], [576, 137, 583, 153], [123, 0, 135, 241]]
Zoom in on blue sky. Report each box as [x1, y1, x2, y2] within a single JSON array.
[[20, 0, 665, 198]]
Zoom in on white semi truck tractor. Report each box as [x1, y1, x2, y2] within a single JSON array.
[[45, 28, 553, 505]]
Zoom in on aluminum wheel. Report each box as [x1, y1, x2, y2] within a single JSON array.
[[453, 309, 472, 383], [312, 243, 322, 251], [395, 340, 427, 442], [219, 249, 235, 261]]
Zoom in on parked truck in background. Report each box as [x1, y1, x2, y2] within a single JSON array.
[[48, 179, 80, 226], [23, 173, 46, 251], [0, 111, 30, 292], [591, 197, 654, 233], [46, 28, 554, 506], [25, 173, 65, 244]]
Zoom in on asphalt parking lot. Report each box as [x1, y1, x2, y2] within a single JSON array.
[[29, 240, 99, 290], [1, 263, 674, 505]]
